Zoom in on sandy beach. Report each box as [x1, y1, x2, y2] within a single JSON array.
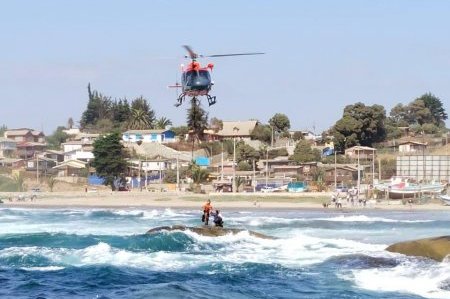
[[1, 190, 449, 211]]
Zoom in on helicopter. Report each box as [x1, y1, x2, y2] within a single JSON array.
[[171, 45, 264, 107]]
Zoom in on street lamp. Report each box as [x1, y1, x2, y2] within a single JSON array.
[[232, 127, 239, 193]]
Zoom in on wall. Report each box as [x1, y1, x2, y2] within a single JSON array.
[[397, 155, 450, 182]]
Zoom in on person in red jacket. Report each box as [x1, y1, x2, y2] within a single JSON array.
[[202, 199, 213, 225]]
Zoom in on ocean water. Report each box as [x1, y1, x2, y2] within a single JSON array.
[[1, 207, 450, 299]]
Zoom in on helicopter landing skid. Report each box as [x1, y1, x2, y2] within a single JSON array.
[[174, 93, 186, 107], [206, 94, 216, 106]]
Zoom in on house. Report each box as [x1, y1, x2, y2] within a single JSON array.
[[5, 128, 45, 143], [398, 141, 427, 153], [0, 137, 17, 158], [323, 164, 358, 186], [72, 132, 100, 143], [64, 149, 94, 162], [26, 156, 57, 174], [61, 140, 94, 153], [259, 156, 294, 173], [5, 129, 46, 159], [0, 158, 25, 168], [42, 150, 64, 163], [345, 146, 376, 160], [122, 129, 176, 144], [216, 120, 258, 141], [16, 142, 47, 159], [53, 159, 88, 177], [272, 165, 302, 177]]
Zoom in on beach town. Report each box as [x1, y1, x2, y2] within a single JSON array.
[[2, 2, 450, 299]]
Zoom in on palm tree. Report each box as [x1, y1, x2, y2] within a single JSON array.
[[235, 176, 245, 193], [47, 176, 58, 192], [155, 117, 173, 129], [127, 108, 151, 130], [12, 173, 25, 192]]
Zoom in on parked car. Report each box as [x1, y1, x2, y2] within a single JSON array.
[[335, 185, 349, 193], [261, 186, 275, 193]]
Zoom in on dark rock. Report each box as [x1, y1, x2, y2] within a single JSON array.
[[386, 236, 450, 262], [146, 225, 275, 239]]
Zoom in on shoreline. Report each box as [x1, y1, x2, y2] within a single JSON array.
[[1, 191, 449, 212]]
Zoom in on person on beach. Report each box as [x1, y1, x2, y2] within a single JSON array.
[[211, 210, 224, 227], [202, 199, 213, 225]]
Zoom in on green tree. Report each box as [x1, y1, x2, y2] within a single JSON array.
[[12, 172, 26, 192], [80, 83, 113, 128], [236, 142, 260, 164], [237, 161, 252, 171], [234, 176, 245, 192], [171, 126, 189, 139], [407, 99, 433, 126], [92, 132, 129, 190], [332, 102, 386, 149], [127, 108, 152, 130], [0, 124, 7, 137], [46, 126, 69, 150], [47, 176, 58, 192], [269, 113, 291, 133], [210, 117, 223, 132], [290, 140, 321, 163], [131, 96, 156, 128], [112, 99, 131, 126], [292, 131, 304, 141], [155, 117, 173, 129], [250, 124, 272, 144], [415, 93, 447, 126], [187, 98, 208, 143]]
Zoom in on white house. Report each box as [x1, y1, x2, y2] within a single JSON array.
[[64, 149, 94, 162], [122, 130, 176, 144], [62, 140, 93, 153]]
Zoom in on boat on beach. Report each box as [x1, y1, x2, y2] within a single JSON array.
[[440, 195, 450, 205], [375, 176, 446, 199]]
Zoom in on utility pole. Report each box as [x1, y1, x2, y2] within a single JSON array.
[[176, 154, 179, 193], [372, 150, 375, 186], [253, 159, 256, 192], [221, 142, 224, 181], [232, 127, 239, 193], [334, 146, 337, 190], [357, 147, 360, 200], [36, 152, 39, 184], [265, 148, 269, 187]]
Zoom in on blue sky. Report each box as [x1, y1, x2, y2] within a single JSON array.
[[1, 0, 449, 134]]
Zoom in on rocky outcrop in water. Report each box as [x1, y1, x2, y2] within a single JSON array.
[[146, 225, 275, 239], [386, 236, 450, 262]]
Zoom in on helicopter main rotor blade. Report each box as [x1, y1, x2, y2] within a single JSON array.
[[203, 52, 265, 58], [182, 45, 198, 59]]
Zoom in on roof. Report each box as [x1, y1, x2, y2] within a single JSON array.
[[53, 159, 87, 170], [398, 141, 427, 146], [62, 140, 93, 145], [272, 165, 302, 169], [345, 146, 376, 152], [217, 120, 258, 137], [73, 133, 100, 140], [5, 129, 44, 137], [123, 129, 169, 135]]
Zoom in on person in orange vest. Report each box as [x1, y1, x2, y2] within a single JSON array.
[[202, 199, 213, 225]]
